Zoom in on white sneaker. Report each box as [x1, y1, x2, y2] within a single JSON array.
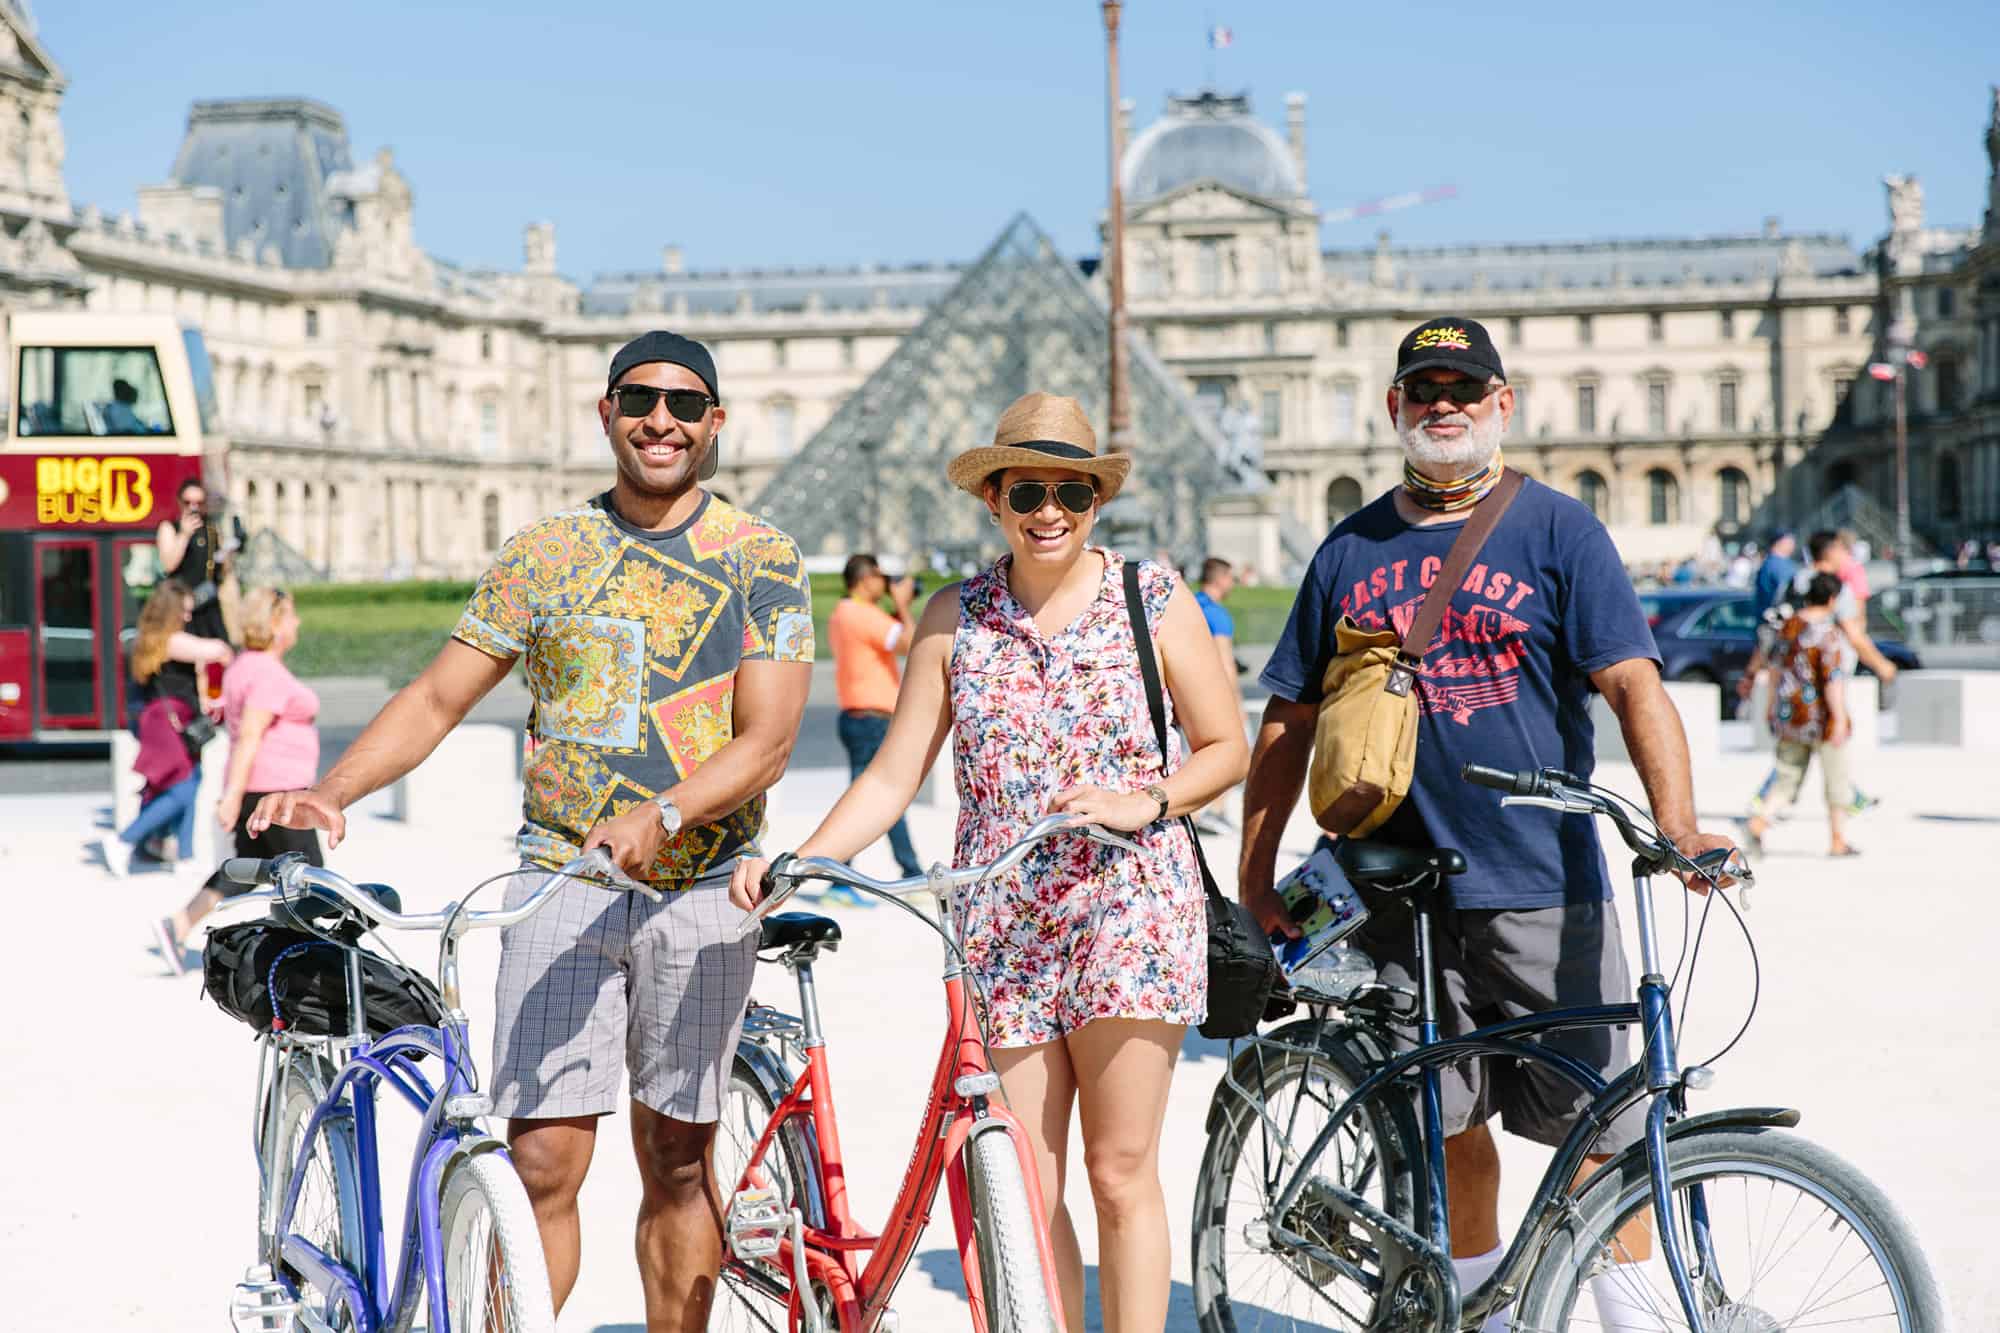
[[97, 836, 129, 879]]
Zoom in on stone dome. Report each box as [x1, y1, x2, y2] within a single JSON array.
[[1122, 91, 1302, 203]]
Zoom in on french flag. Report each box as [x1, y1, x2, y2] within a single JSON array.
[[1208, 25, 1233, 48]]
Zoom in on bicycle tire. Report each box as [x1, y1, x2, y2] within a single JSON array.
[[709, 1051, 823, 1333], [1191, 1027, 1422, 1333], [1516, 1125, 1946, 1332], [964, 1126, 1061, 1333], [437, 1151, 557, 1333], [265, 1052, 366, 1329]]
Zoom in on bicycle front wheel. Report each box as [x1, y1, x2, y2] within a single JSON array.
[[267, 1051, 365, 1329], [438, 1151, 557, 1333], [709, 1050, 821, 1333], [965, 1127, 1061, 1333], [1191, 1028, 1421, 1333], [1516, 1125, 1944, 1331]]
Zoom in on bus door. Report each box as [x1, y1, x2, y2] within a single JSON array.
[[12, 533, 148, 737]]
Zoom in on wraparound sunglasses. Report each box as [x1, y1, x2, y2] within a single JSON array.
[[1401, 379, 1502, 405], [612, 385, 715, 422]]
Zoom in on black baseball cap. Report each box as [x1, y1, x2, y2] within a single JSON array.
[[1392, 317, 1505, 384], [606, 331, 719, 399]]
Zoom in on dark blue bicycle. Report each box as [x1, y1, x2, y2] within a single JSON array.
[[1192, 765, 1943, 1332], [211, 848, 652, 1333]]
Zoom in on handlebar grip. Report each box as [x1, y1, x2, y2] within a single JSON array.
[[1461, 764, 1538, 795], [222, 858, 270, 886], [760, 852, 797, 899]]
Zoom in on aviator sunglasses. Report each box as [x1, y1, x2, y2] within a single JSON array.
[[1401, 379, 1502, 406], [1006, 480, 1097, 515], [612, 384, 716, 423]]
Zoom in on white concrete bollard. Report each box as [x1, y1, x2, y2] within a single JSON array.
[[392, 723, 524, 828], [108, 731, 144, 834], [1894, 672, 2000, 749], [192, 738, 230, 866], [1592, 680, 1721, 763]]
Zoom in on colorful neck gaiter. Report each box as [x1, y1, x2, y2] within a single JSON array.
[[1403, 451, 1503, 513]]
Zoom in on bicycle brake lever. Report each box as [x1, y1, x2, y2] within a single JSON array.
[[1080, 823, 1146, 856], [579, 848, 663, 902], [1500, 794, 1597, 815]]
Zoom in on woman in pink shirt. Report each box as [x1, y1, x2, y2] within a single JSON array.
[[155, 588, 323, 974]]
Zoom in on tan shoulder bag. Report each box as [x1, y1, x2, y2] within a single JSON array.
[[1308, 469, 1523, 837]]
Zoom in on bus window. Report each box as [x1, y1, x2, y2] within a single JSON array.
[[17, 346, 176, 438], [181, 327, 222, 436]]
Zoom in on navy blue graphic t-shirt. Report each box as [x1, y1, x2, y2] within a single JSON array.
[[1262, 478, 1658, 909]]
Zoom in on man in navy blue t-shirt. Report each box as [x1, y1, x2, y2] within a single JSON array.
[[1241, 316, 1737, 1329]]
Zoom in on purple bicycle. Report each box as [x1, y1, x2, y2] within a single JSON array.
[[211, 848, 654, 1333]]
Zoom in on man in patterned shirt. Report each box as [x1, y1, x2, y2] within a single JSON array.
[[249, 331, 814, 1330]]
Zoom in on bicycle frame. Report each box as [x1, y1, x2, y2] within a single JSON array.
[[263, 990, 509, 1331], [1263, 858, 1734, 1331], [727, 912, 1068, 1333]]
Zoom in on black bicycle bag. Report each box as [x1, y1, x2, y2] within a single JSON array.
[[201, 919, 445, 1041]]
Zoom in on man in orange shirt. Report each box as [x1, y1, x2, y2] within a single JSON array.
[[826, 554, 923, 887]]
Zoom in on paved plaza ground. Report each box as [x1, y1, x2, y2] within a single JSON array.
[[1, 713, 1995, 1330]]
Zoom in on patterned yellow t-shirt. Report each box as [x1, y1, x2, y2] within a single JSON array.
[[453, 492, 814, 886]]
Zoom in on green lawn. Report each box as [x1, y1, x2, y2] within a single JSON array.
[[286, 572, 1300, 683]]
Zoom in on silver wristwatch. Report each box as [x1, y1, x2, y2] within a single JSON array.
[[653, 795, 684, 837]]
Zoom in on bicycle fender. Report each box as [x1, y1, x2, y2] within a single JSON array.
[[1576, 1106, 1801, 1192], [1202, 1020, 1385, 1136], [736, 1040, 831, 1233]]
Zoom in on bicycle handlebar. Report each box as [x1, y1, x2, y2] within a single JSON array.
[[220, 847, 660, 937], [1459, 763, 1753, 887], [736, 813, 1146, 940]]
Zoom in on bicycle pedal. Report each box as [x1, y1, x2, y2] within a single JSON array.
[[726, 1184, 791, 1261], [229, 1274, 300, 1333]]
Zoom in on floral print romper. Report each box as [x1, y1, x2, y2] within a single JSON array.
[[949, 548, 1207, 1047]]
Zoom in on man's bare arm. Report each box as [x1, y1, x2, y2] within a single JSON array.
[[1839, 615, 1897, 680], [248, 639, 513, 846], [1591, 657, 1735, 888], [1239, 694, 1318, 937]]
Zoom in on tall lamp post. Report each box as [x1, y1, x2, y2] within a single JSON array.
[[1102, 0, 1132, 453], [1868, 322, 1926, 574]]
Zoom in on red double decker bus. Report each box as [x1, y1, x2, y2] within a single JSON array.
[[0, 312, 220, 740]]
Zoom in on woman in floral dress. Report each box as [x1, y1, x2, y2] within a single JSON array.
[[733, 392, 1248, 1332]]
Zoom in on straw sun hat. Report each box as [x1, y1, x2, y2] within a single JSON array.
[[945, 392, 1132, 503]]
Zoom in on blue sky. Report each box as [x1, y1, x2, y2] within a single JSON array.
[[36, 1, 1998, 279]]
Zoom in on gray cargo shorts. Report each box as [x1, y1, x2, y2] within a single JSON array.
[[1354, 895, 1644, 1156], [489, 862, 757, 1125]]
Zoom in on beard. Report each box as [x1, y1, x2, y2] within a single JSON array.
[[1398, 407, 1506, 472]]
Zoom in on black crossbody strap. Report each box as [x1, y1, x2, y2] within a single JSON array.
[[1122, 560, 1226, 906]]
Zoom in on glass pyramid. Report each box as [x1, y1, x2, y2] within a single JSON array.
[[752, 212, 1238, 570]]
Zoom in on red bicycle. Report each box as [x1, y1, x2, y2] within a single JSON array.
[[713, 814, 1141, 1333]]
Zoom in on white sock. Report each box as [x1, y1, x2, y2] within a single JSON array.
[[1452, 1244, 1512, 1333], [1590, 1264, 1671, 1332]]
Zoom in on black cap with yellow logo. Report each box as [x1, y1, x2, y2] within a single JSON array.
[[1392, 316, 1505, 384]]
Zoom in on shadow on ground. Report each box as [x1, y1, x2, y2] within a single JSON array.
[[915, 1251, 1205, 1332]]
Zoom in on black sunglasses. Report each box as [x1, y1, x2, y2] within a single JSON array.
[[612, 385, 715, 423], [1402, 379, 1501, 406], [1006, 481, 1097, 516]]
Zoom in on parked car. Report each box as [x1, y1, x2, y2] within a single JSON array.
[[1639, 589, 1920, 718]]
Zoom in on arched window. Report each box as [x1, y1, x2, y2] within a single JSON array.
[[1326, 476, 1364, 527], [1575, 469, 1608, 520], [1647, 469, 1679, 525], [482, 493, 502, 550], [1938, 453, 1962, 521], [1718, 467, 1750, 525]]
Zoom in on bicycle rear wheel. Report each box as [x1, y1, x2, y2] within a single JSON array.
[[1516, 1126, 1944, 1331], [437, 1151, 556, 1333], [1191, 1028, 1421, 1333], [964, 1126, 1060, 1333], [266, 1051, 365, 1329], [709, 1051, 821, 1333]]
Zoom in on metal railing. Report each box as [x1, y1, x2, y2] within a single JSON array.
[[1875, 577, 2000, 667]]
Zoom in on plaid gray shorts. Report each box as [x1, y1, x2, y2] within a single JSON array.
[[489, 863, 757, 1124]]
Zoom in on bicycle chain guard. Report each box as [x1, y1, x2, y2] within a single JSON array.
[[1281, 1174, 1460, 1333]]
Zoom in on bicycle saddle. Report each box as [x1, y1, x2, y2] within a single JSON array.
[[1334, 841, 1467, 890], [759, 911, 842, 951]]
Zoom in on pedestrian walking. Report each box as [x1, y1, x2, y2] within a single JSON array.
[[154, 587, 320, 974], [1741, 574, 1857, 858], [94, 580, 231, 879], [1238, 316, 1738, 1333], [825, 552, 922, 891], [249, 331, 814, 1332], [733, 392, 1248, 1333]]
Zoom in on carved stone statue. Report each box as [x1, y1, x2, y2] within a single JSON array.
[[1884, 173, 1924, 233], [1986, 86, 2000, 233]]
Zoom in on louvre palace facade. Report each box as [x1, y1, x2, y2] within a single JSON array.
[[2, 3, 1996, 577]]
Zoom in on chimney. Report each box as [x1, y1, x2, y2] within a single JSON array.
[[523, 221, 555, 274], [662, 244, 684, 275], [1285, 92, 1308, 194], [1762, 216, 1781, 239]]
